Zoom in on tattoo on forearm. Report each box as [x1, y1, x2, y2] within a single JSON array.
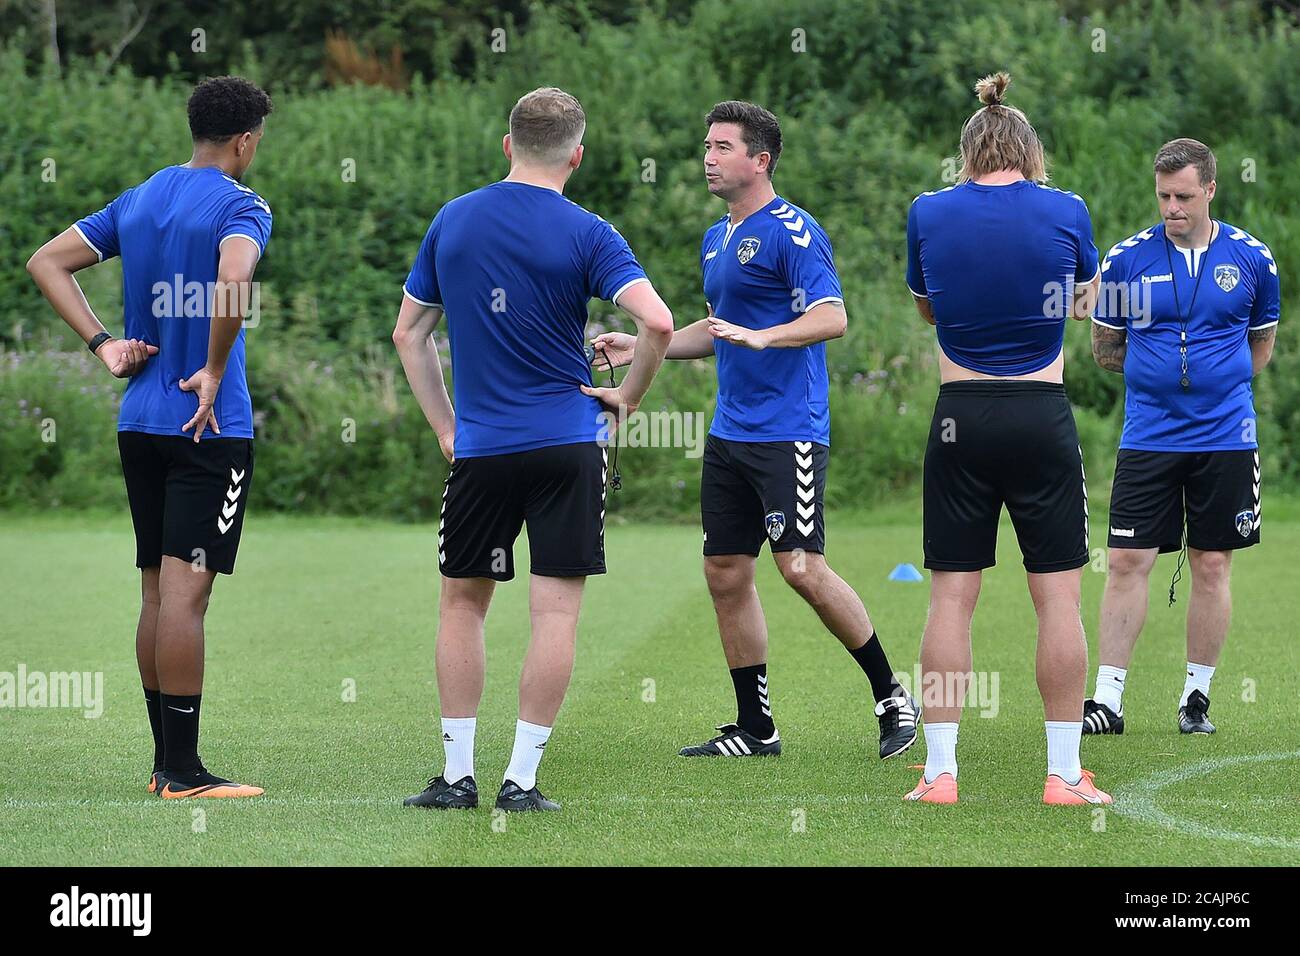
[[1248, 326, 1276, 345], [1091, 325, 1127, 373]]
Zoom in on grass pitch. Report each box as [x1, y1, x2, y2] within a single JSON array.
[[1, 505, 1297, 865]]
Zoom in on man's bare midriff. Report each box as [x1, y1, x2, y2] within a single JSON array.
[[938, 345, 1064, 384]]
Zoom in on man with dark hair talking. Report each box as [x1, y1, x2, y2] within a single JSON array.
[[27, 76, 274, 798], [593, 101, 918, 763]]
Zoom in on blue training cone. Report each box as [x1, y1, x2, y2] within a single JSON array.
[[888, 563, 925, 582]]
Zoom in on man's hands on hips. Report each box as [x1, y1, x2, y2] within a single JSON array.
[[97, 338, 158, 378], [180, 366, 223, 442], [437, 425, 455, 464], [579, 383, 637, 435]]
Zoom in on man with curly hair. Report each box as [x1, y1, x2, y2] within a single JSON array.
[[26, 76, 274, 799]]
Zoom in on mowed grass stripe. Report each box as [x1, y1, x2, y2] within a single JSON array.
[[0, 511, 1296, 865]]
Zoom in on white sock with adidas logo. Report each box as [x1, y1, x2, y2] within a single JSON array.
[[441, 716, 476, 783], [504, 719, 552, 791]]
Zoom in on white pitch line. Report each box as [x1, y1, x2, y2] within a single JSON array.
[[1110, 749, 1300, 850]]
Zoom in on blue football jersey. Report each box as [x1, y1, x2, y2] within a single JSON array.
[[75, 165, 272, 439], [907, 180, 1099, 375], [403, 181, 648, 458], [701, 196, 842, 444], [1093, 220, 1280, 451]]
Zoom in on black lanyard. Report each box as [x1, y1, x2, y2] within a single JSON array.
[[1161, 222, 1215, 607], [599, 348, 622, 492], [1162, 221, 1216, 389]]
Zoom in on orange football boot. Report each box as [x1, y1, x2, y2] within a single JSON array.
[[1043, 768, 1112, 805], [157, 772, 264, 799], [903, 771, 958, 804]]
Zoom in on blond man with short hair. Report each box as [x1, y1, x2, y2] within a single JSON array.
[[394, 87, 673, 812]]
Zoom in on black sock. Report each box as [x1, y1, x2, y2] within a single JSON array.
[[143, 686, 164, 773], [730, 664, 775, 738], [160, 693, 203, 775], [850, 632, 902, 703]]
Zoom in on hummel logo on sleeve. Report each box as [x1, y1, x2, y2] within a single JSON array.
[[1100, 228, 1156, 274], [1226, 227, 1277, 276], [770, 203, 811, 247]]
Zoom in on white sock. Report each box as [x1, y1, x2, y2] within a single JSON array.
[[1181, 661, 1215, 706], [1094, 665, 1127, 713], [440, 716, 476, 783], [922, 722, 959, 783], [504, 719, 552, 791], [1046, 720, 1083, 784]]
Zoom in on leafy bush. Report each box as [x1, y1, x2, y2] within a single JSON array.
[[3, 0, 1295, 518]]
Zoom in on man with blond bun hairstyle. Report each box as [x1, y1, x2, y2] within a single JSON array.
[[1086, 138, 1279, 737], [904, 72, 1111, 805], [394, 87, 673, 812]]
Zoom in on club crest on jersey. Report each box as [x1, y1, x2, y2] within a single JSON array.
[[1235, 509, 1254, 538], [737, 237, 761, 265], [1214, 264, 1240, 292], [765, 510, 785, 542]]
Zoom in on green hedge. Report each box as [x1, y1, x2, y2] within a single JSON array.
[[2, 0, 1296, 518]]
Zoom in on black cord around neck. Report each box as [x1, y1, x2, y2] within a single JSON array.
[[601, 348, 622, 492], [1162, 221, 1216, 389]]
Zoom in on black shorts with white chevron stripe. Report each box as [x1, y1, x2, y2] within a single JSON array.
[[117, 430, 254, 575], [700, 435, 827, 556], [923, 381, 1088, 574], [438, 441, 607, 581], [1108, 448, 1261, 553]]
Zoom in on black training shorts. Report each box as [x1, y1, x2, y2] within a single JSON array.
[[438, 441, 608, 581], [118, 430, 254, 575], [923, 381, 1088, 574]]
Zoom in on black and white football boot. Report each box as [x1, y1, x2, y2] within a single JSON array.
[[1178, 689, 1216, 735], [495, 780, 560, 812], [403, 775, 479, 809], [678, 723, 781, 757], [1082, 698, 1125, 735], [875, 693, 919, 759]]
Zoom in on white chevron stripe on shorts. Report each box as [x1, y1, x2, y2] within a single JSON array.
[[794, 443, 815, 537], [438, 475, 450, 565], [1253, 450, 1262, 530], [1079, 445, 1089, 551]]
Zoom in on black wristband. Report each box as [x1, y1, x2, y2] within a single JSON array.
[[87, 331, 113, 354]]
